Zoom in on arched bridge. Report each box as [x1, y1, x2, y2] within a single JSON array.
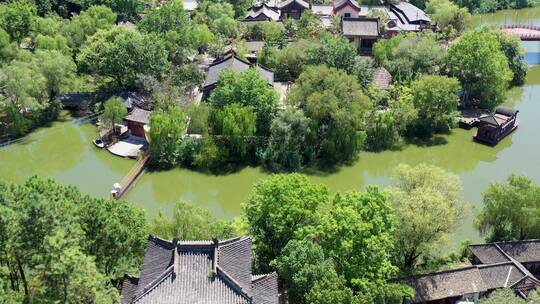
[[501, 24, 540, 41]]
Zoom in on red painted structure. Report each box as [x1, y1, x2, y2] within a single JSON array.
[[501, 24, 540, 41]]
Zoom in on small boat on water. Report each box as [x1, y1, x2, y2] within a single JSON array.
[[93, 138, 105, 148], [474, 107, 519, 145]]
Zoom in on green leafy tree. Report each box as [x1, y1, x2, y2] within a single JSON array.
[[447, 30, 512, 109], [81, 0, 143, 21], [263, 109, 311, 172], [77, 26, 170, 89], [243, 174, 329, 271], [425, 0, 471, 38], [0, 177, 147, 302], [63, 5, 117, 51], [486, 27, 528, 86], [309, 188, 397, 295], [477, 174, 540, 242], [410, 75, 461, 135], [209, 68, 278, 135], [32, 50, 77, 98], [273, 240, 353, 304], [387, 164, 468, 272], [102, 97, 127, 133], [0, 60, 48, 111], [373, 32, 447, 81], [365, 111, 400, 151], [139, 0, 188, 33], [213, 103, 257, 160], [287, 65, 370, 164], [193, 1, 244, 39], [148, 107, 188, 168], [151, 200, 236, 240], [259, 41, 311, 81], [0, 0, 37, 43], [478, 288, 540, 304]]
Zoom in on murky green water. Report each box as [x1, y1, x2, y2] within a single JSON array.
[[1, 11, 540, 243]]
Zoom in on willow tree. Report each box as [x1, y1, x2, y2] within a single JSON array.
[[387, 164, 468, 273]]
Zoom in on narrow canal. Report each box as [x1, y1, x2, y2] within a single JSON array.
[[1, 9, 540, 244]]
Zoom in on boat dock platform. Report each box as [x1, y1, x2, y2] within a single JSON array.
[[112, 153, 149, 199], [459, 109, 490, 129]]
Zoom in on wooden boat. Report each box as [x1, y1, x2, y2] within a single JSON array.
[[474, 107, 519, 145], [93, 138, 105, 149]]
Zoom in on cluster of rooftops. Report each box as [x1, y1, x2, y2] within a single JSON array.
[[120, 235, 540, 304], [243, 0, 432, 35], [400, 239, 540, 303]]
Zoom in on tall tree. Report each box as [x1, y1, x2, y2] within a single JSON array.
[[102, 97, 127, 133], [139, 0, 188, 33], [387, 164, 468, 272], [477, 174, 540, 242], [410, 75, 461, 135], [263, 109, 311, 171], [287, 65, 370, 164], [447, 30, 512, 109], [209, 68, 278, 135], [0, 0, 37, 44], [373, 32, 447, 81], [77, 26, 170, 89], [213, 103, 257, 160], [148, 107, 188, 168], [243, 174, 329, 271], [63, 5, 117, 51], [425, 0, 471, 38]]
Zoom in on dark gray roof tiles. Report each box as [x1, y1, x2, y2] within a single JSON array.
[[135, 236, 175, 297], [400, 266, 488, 303], [121, 275, 139, 304], [217, 237, 253, 294], [252, 272, 279, 304], [469, 244, 511, 264], [470, 240, 540, 264], [477, 262, 526, 290], [203, 56, 274, 89], [122, 236, 278, 304]]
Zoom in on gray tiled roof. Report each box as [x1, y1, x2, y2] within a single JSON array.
[[203, 56, 274, 89], [400, 266, 488, 303], [491, 240, 540, 264], [478, 262, 526, 289], [244, 6, 280, 21], [391, 2, 430, 23], [398, 240, 540, 303], [124, 107, 151, 125], [469, 244, 511, 264], [342, 18, 379, 37], [252, 273, 279, 304], [121, 275, 139, 304], [121, 236, 278, 304]]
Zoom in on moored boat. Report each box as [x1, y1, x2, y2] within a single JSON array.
[[474, 107, 519, 145]]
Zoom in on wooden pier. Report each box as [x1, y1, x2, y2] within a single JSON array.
[[113, 153, 149, 199]]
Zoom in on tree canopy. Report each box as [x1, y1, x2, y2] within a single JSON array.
[[477, 174, 540, 242], [0, 177, 147, 302], [287, 65, 370, 164], [387, 164, 468, 273], [447, 30, 513, 109]]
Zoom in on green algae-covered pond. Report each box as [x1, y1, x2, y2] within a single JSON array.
[[2, 9, 540, 243]]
